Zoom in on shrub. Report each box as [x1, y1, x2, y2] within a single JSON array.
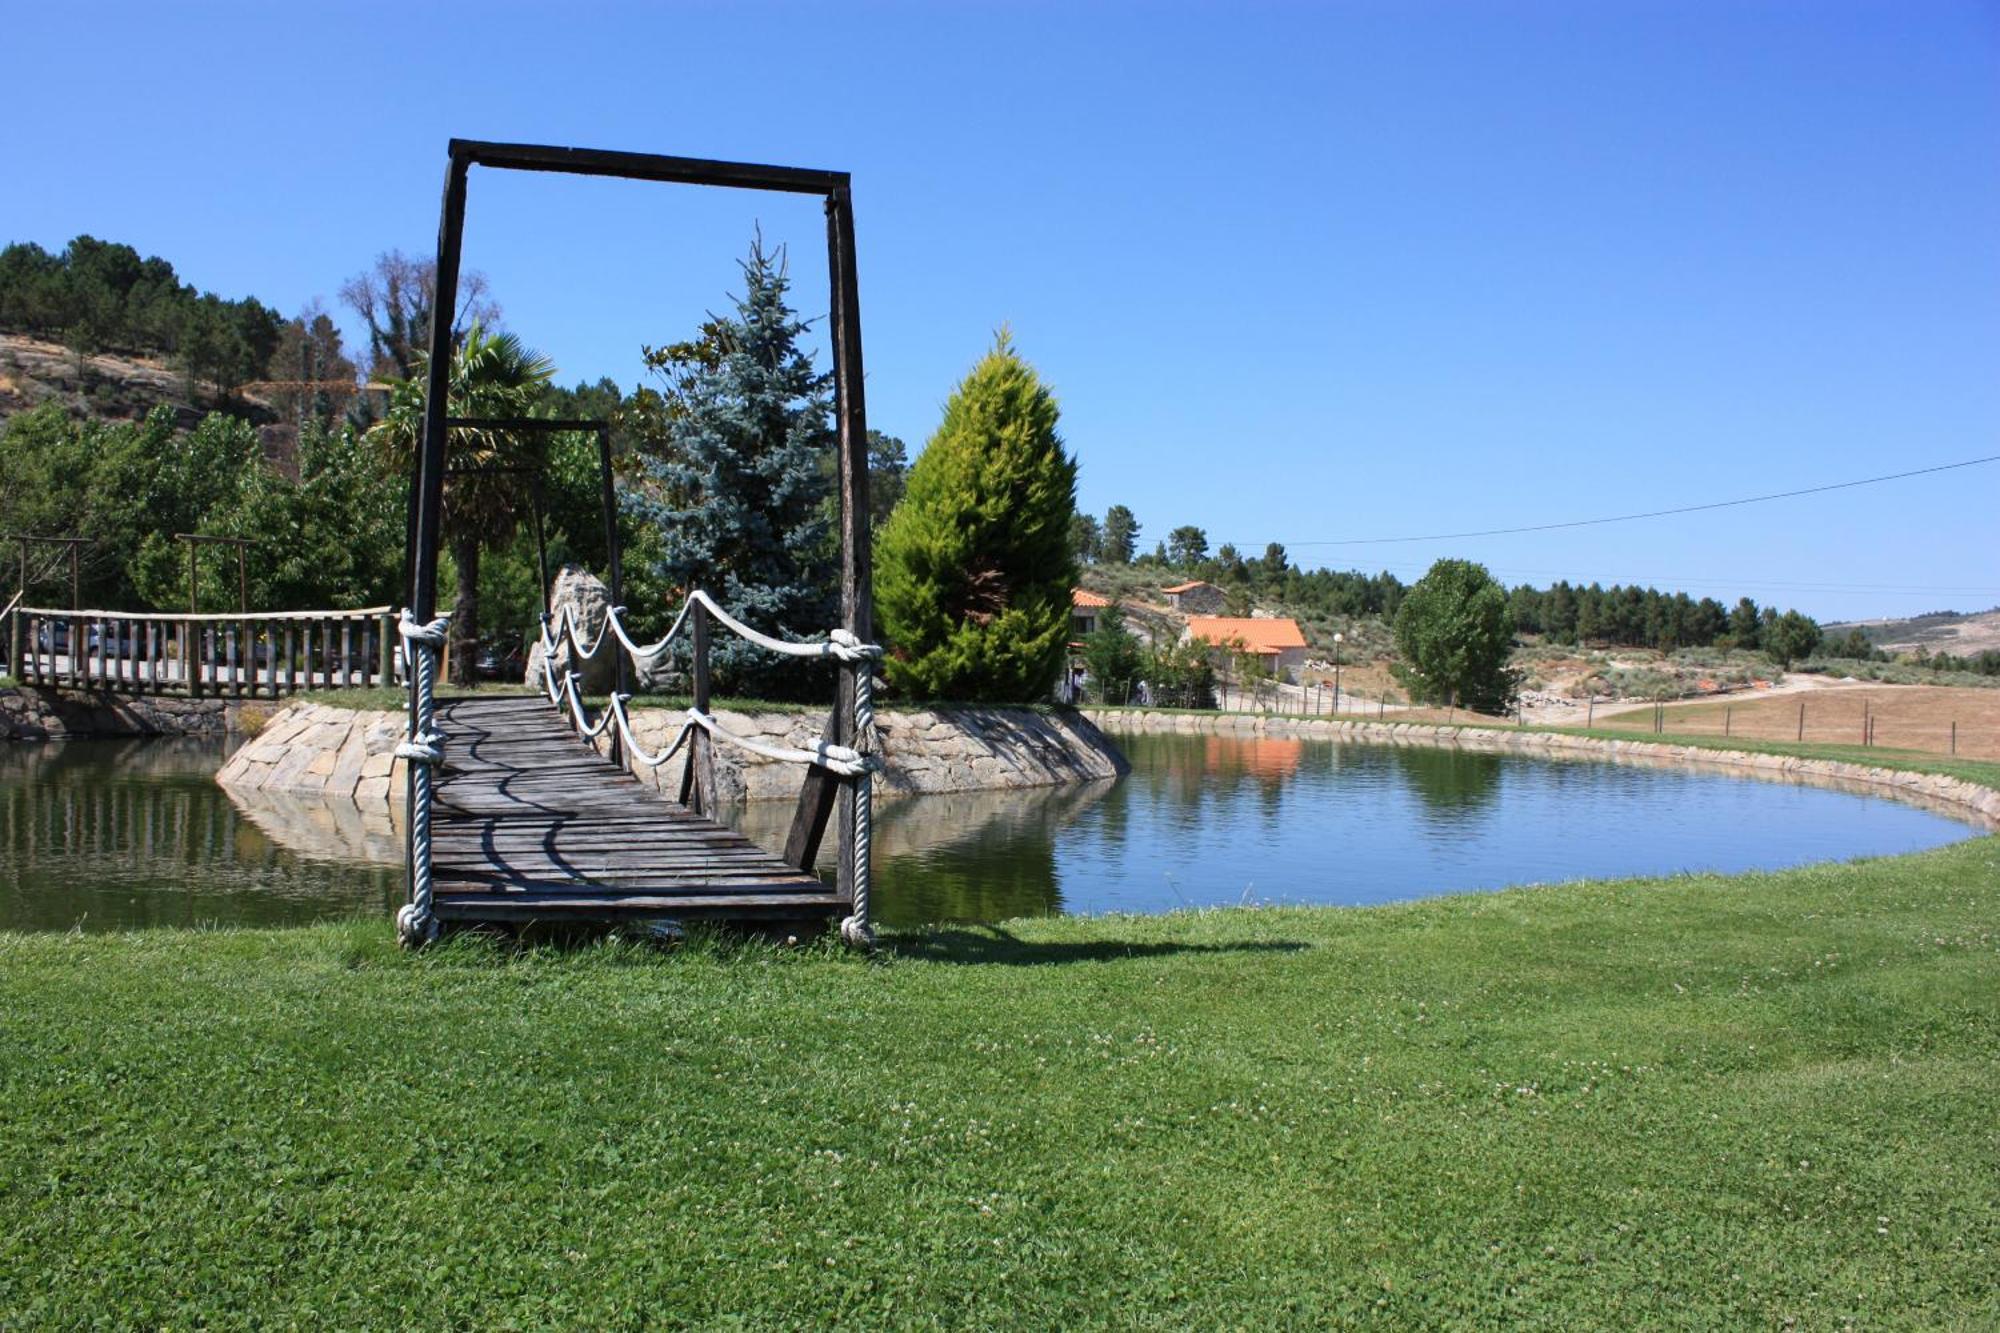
[[876, 334, 1078, 702]]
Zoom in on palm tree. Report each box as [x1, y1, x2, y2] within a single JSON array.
[[370, 322, 556, 685]]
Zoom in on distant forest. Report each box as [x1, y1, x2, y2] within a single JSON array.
[[0, 236, 289, 395]]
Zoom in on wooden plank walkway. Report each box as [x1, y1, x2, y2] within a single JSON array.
[[429, 696, 846, 926]]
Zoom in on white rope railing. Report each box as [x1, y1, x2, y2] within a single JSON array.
[[539, 590, 878, 668], [532, 588, 885, 948]]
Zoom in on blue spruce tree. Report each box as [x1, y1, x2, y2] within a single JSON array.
[[627, 237, 835, 696]]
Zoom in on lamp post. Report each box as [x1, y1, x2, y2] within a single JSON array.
[[1333, 631, 1344, 715]]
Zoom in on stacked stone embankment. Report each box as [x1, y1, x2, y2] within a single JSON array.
[[2, 685, 241, 740], [608, 705, 1128, 803], [214, 702, 408, 802], [215, 699, 1128, 806]]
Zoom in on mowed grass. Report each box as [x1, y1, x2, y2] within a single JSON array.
[[4, 839, 1999, 1327], [1600, 684, 2000, 761]]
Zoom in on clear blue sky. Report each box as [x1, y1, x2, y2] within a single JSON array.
[[9, 1, 1996, 621]]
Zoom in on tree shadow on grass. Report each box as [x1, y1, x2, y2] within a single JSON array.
[[885, 923, 1311, 967]]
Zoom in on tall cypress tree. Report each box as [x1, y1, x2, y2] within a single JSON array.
[[876, 333, 1078, 702], [627, 238, 834, 694]]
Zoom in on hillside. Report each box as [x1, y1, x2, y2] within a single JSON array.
[[0, 332, 277, 433], [1827, 607, 2000, 657]]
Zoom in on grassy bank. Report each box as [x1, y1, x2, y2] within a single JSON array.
[[4, 837, 1998, 1325]]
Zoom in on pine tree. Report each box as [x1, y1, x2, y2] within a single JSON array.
[[876, 333, 1078, 701], [627, 237, 835, 695]]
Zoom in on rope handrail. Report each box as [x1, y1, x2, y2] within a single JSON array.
[[538, 589, 881, 668], [523, 583, 883, 952]]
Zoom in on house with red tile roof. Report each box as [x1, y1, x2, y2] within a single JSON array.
[[1183, 615, 1311, 679], [1071, 587, 1111, 638]]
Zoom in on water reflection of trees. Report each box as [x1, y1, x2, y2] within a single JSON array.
[[1389, 746, 1504, 819], [1, 738, 398, 931], [729, 780, 1116, 928]]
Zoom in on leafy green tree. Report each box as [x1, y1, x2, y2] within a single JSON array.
[[876, 333, 1078, 701], [625, 237, 836, 696], [867, 430, 909, 531], [1144, 636, 1215, 708], [1166, 524, 1209, 568], [1101, 504, 1138, 564], [1070, 512, 1102, 563], [1079, 603, 1142, 702], [1391, 558, 1519, 712], [1728, 597, 1762, 649], [371, 322, 556, 684], [1763, 610, 1822, 669]]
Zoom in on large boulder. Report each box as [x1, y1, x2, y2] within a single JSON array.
[[524, 565, 623, 696]]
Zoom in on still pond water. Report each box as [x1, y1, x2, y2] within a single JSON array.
[[1, 730, 1982, 933]]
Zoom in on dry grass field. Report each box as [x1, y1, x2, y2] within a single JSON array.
[[1599, 683, 2000, 760]]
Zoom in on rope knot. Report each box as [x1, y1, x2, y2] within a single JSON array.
[[395, 728, 447, 765], [398, 609, 452, 645], [828, 628, 884, 663]]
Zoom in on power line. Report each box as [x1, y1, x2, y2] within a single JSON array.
[[1338, 558, 1999, 597], [1271, 452, 2000, 547]]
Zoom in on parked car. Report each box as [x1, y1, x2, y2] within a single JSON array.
[[475, 641, 527, 681]]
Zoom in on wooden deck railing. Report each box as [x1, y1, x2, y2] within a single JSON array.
[[6, 606, 397, 697]]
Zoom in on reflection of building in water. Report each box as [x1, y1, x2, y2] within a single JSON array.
[[1203, 735, 1303, 781]]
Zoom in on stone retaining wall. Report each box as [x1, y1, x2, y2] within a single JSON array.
[[608, 704, 1128, 803], [2, 685, 251, 741], [1084, 708, 2000, 826], [214, 702, 409, 803], [215, 700, 1128, 806]]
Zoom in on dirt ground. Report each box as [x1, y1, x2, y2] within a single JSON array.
[[1596, 683, 2000, 760]]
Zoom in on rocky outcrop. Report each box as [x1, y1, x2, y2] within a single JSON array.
[[2, 685, 241, 740], [523, 566, 621, 696], [213, 701, 409, 803], [1084, 708, 2000, 826]]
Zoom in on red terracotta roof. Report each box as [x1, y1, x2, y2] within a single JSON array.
[[1071, 588, 1111, 609], [1185, 616, 1308, 654], [1162, 580, 1212, 595]]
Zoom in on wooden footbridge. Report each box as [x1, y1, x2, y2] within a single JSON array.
[[392, 140, 882, 946], [427, 694, 844, 927]]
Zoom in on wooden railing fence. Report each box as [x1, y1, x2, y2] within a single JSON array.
[[7, 606, 397, 697]]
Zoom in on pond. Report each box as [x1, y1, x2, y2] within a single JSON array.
[[0, 730, 1983, 933]]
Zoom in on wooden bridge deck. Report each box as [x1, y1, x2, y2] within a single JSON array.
[[430, 696, 845, 927]]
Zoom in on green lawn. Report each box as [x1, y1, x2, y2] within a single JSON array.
[[4, 838, 1998, 1326]]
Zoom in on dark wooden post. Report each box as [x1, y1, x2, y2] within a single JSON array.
[[782, 183, 873, 877], [596, 424, 626, 766], [529, 476, 552, 616], [402, 145, 471, 908], [680, 601, 714, 813]]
